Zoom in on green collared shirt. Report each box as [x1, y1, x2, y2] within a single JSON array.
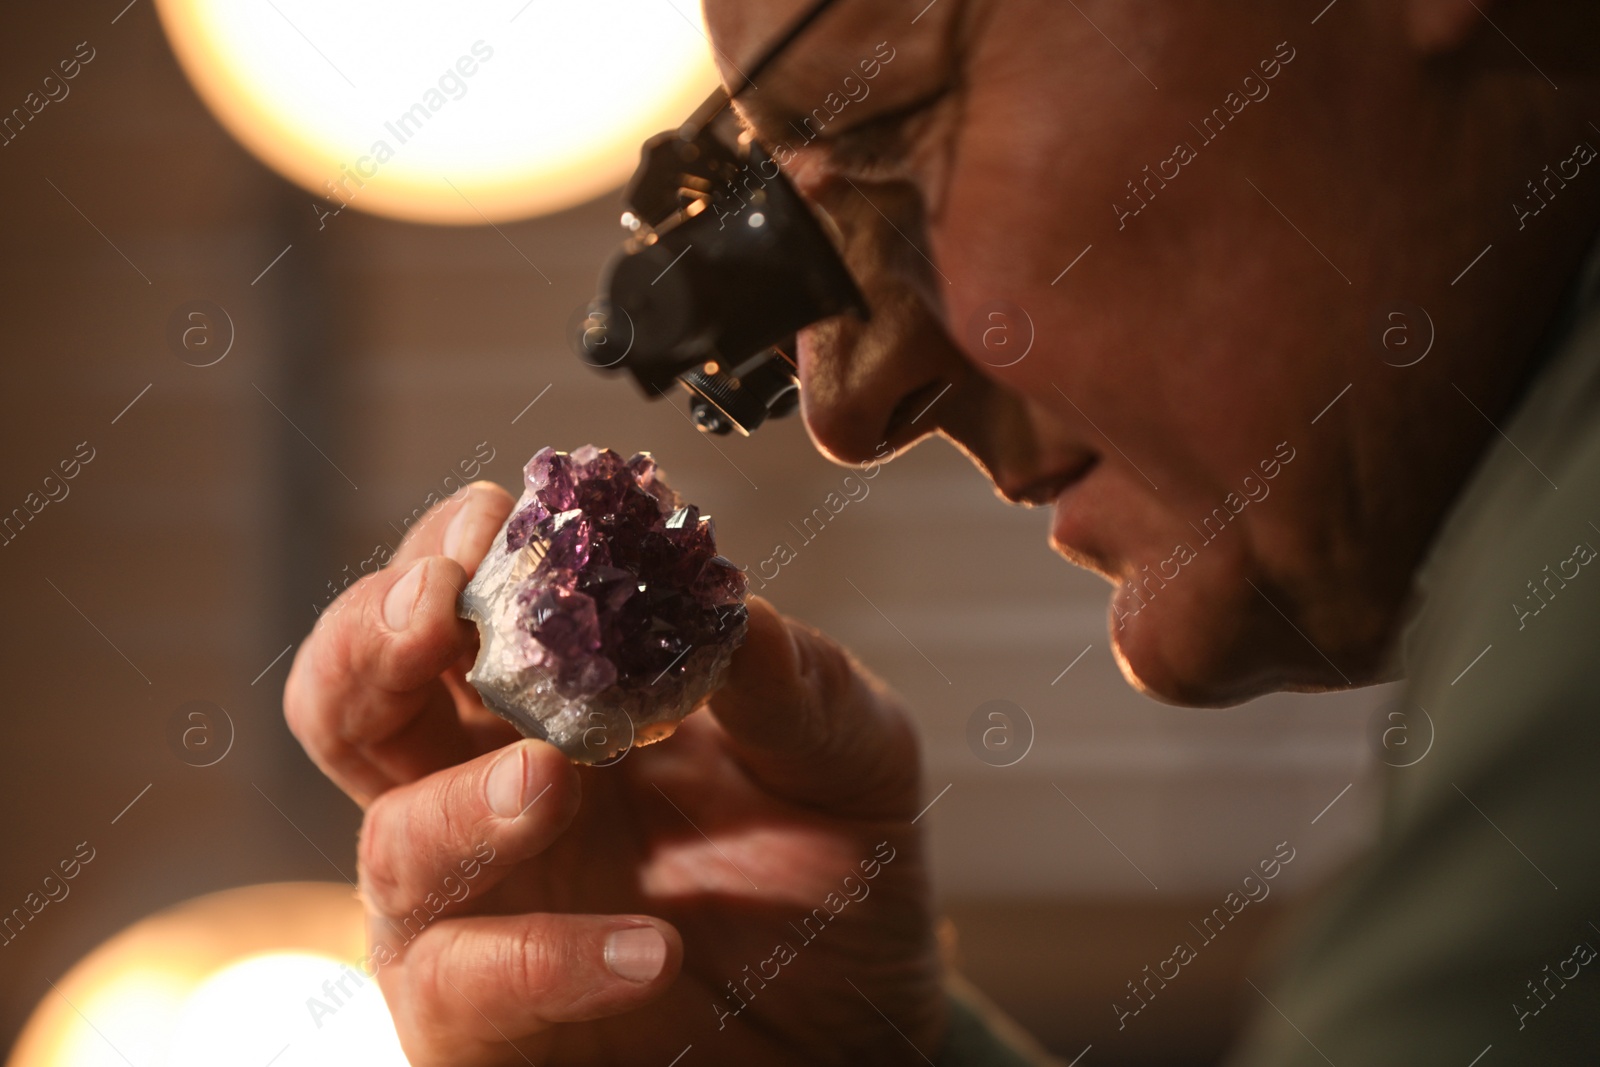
[[1226, 256, 1600, 1063]]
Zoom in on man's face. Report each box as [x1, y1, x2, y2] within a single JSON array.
[[700, 0, 1584, 705]]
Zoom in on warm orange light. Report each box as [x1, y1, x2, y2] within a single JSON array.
[[152, 0, 720, 224], [7, 883, 409, 1067]]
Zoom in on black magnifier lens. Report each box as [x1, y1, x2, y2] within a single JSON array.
[[583, 121, 865, 434], [571, 0, 866, 436]]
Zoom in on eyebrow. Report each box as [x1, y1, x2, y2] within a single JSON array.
[[721, 4, 961, 164], [734, 52, 913, 151], [736, 73, 952, 183], [724, 0, 846, 102]]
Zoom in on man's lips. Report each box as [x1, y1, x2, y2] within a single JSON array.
[[999, 456, 1099, 506], [1046, 458, 1121, 579]]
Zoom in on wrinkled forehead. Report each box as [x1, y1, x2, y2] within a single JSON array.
[[700, 0, 963, 140]]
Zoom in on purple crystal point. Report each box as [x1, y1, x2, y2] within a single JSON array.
[[544, 510, 593, 572], [526, 447, 578, 512], [626, 451, 656, 485], [505, 500, 549, 551], [578, 564, 638, 612], [517, 585, 616, 697], [694, 556, 748, 607], [459, 446, 749, 763]]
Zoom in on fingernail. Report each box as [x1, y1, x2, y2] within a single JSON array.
[[605, 926, 666, 984], [383, 562, 425, 631], [486, 743, 532, 819], [441, 488, 477, 565]]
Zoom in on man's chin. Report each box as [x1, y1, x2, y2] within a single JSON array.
[[1104, 582, 1288, 708]]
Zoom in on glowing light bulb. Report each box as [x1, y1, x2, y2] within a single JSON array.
[[7, 884, 399, 1067], [153, 0, 720, 223], [166, 953, 409, 1067]]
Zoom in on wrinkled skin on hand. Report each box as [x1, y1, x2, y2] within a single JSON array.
[[284, 483, 946, 1066]]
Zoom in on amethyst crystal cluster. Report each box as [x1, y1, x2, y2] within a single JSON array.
[[459, 446, 747, 763]]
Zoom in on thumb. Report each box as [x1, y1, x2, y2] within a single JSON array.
[[707, 596, 921, 818]]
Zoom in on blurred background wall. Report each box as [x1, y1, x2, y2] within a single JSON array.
[[0, 4, 1391, 1062]]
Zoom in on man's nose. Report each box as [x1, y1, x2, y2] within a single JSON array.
[[792, 170, 977, 464], [796, 290, 967, 465]]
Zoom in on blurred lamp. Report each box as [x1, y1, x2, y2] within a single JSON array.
[[152, 0, 721, 223], [7, 882, 410, 1067]]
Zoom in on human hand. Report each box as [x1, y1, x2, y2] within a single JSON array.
[[283, 482, 947, 1065]]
